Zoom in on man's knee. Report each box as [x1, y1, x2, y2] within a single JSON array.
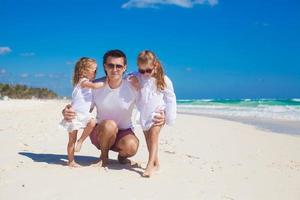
[[120, 137, 139, 157], [97, 120, 118, 146], [99, 120, 118, 133]]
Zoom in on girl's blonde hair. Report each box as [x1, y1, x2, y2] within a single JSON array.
[[137, 50, 166, 91], [72, 57, 96, 86]]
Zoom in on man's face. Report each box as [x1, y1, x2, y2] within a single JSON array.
[[104, 56, 126, 80]]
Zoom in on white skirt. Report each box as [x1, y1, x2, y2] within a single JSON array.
[[59, 112, 92, 133], [140, 106, 165, 131]]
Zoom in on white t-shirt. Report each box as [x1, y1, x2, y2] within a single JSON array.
[[59, 78, 92, 132], [92, 78, 138, 130], [72, 78, 93, 116]]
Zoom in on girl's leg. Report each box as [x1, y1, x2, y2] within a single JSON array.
[[144, 130, 160, 169], [67, 130, 80, 167], [75, 119, 96, 152], [143, 125, 162, 177], [144, 130, 150, 151]]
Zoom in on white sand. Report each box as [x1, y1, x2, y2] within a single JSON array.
[[0, 100, 299, 200]]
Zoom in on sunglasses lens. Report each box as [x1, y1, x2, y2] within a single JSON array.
[[107, 63, 123, 69], [107, 63, 114, 68], [146, 69, 153, 73], [116, 64, 123, 69], [139, 69, 145, 74], [139, 68, 153, 74]]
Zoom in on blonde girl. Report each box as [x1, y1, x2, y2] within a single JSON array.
[[133, 50, 177, 177], [60, 57, 105, 167]]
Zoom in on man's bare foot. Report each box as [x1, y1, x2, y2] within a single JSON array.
[[142, 164, 159, 178], [91, 157, 108, 168], [118, 155, 142, 168], [68, 160, 81, 168], [90, 160, 108, 171], [74, 140, 83, 152], [118, 155, 131, 164]]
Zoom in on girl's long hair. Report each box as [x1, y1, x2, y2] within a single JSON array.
[[72, 57, 96, 86], [137, 50, 166, 91]]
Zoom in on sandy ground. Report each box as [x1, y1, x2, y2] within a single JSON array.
[[0, 100, 299, 200]]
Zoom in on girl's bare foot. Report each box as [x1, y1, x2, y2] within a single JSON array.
[[68, 160, 81, 168], [142, 164, 159, 178], [74, 140, 82, 152]]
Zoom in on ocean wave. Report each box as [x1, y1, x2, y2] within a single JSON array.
[[177, 104, 300, 121], [292, 98, 300, 102], [177, 99, 300, 106]]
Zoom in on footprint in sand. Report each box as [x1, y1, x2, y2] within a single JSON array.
[[164, 150, 176, 154], [185, 154, 200, 159]]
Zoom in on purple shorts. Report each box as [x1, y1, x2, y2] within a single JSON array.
[[89, 124, 134, 152]]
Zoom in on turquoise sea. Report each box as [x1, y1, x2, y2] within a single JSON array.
[[177, 99, 300, 121], [177, 99, 300, 135]]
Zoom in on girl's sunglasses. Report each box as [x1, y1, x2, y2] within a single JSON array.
[[138, 68, 153, 74]]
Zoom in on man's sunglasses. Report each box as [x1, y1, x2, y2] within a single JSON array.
[[138, 68, 153, 74], [106, 63, 124, 69]]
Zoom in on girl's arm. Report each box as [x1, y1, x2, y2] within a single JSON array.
[[163, 76, 177, 125], [81, 79, 105, 89]]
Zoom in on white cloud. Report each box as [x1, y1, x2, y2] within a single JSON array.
[[0, 47, 12, 55], [20, 52, 35, 57], [0, 69, 6, 75], [262, 23, 270, 27], [122, 0, 218, 9], [66, 61, 74, 65], [195, 0, 218, 6], [20, 73, 29, 78], [48, 73, 62, 79], [254, 22, 270, 27], [185, 67, 192, 72], [34, 73, 45, 78]]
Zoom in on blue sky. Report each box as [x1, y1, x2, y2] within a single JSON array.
[[1, 0, 300, 99]]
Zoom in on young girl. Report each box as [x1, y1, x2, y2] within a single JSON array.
[[131, 50, 177, 177], [60, 57, 105, 167]]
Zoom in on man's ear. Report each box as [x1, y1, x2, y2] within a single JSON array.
[[103, 64, 108, 75]]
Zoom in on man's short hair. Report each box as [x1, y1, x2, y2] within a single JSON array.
[[103, 49, 127, 65]]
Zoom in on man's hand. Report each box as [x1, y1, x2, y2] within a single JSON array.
[[152, 110, 165, 127], [62, 104, 76, 122]]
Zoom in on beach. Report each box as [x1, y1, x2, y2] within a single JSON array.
[[0, 99, 300, 200]]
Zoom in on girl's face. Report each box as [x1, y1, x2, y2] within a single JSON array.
[[85, 64, 97, 80], [138, 63, 155, 78]]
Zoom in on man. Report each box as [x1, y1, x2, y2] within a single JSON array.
[[63, 49, 165, 168]]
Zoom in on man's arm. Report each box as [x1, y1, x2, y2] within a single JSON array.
[[152, 110, 165, 126], [62, 104, 76, 122]]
